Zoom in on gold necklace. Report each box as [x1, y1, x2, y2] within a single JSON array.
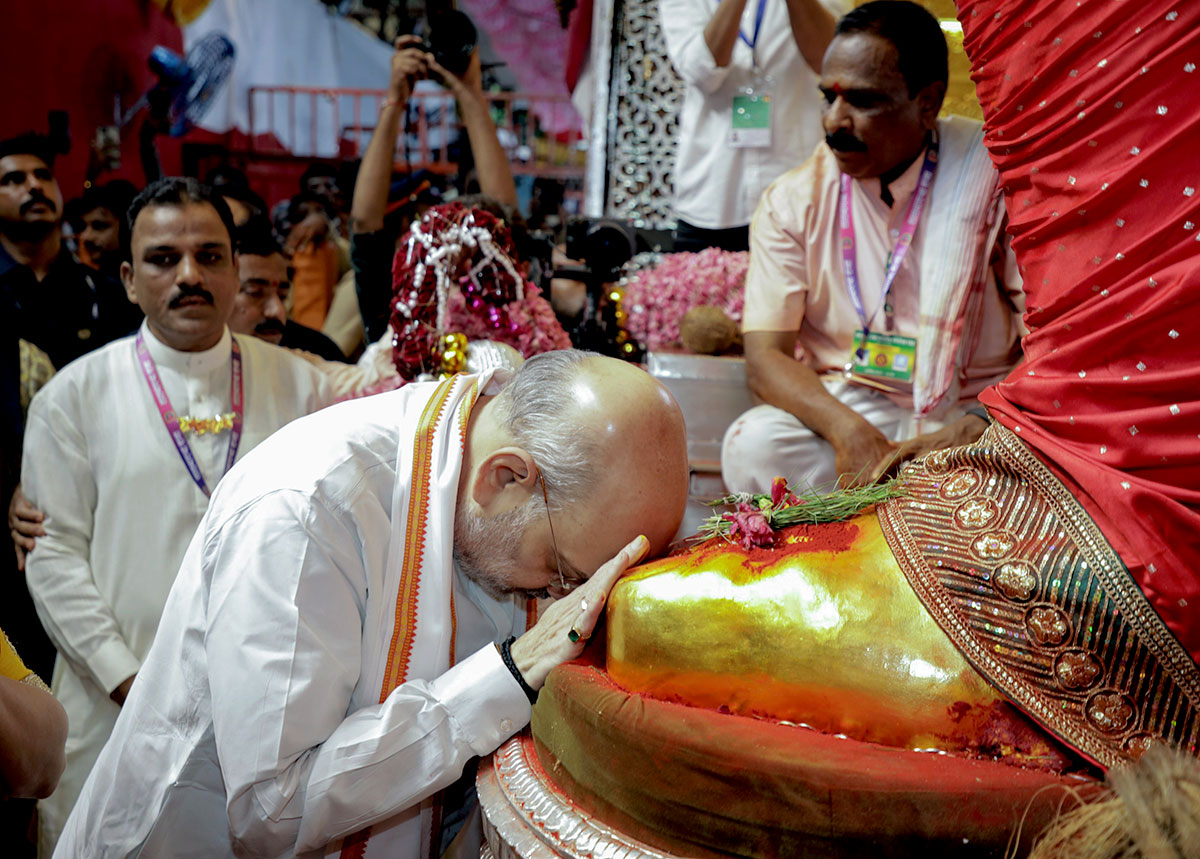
[[176, 412, 236, 435]]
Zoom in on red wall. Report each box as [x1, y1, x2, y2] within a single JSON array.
[[2, 1, 186, 198]]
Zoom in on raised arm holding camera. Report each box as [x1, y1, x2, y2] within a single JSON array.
[[352, 33, 518, 342]]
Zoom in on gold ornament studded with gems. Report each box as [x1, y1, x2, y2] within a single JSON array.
[[177, 413, 235, 435], [435, 332, 469, 378]]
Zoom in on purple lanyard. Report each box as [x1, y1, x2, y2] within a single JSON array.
[[839, 142, 939, 337], [136, 330, 243, 498]]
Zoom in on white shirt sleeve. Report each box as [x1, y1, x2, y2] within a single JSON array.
[[200, 489, 531, 857], [22, 389, 141, 694], [658, 0, 736, 94]]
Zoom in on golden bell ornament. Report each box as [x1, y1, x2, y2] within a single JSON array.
[[435, 332, 469, 375]]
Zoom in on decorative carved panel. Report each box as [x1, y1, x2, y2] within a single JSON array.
[[603, 0, 681, 228]]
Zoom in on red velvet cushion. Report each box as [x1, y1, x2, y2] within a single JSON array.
[[532, 662, 1103, 858]]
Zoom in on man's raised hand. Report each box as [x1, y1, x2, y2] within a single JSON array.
[[389, 35, 431, 104], [510, 534, 650, 691]]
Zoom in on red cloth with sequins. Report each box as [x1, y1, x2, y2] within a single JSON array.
[[959, 0, 1200, 659]]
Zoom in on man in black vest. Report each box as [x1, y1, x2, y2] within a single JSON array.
[[0, 133, 140, 369]]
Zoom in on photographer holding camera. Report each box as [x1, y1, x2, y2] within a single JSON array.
[[351, 33, 518, 342]]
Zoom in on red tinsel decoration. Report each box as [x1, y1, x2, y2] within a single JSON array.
[[389, 202, 569, 381]]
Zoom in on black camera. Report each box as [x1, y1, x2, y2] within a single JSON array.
[[419, 10, 477, 79], [563, 217, 639, 283]]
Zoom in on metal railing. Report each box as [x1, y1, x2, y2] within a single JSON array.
[[246, 85, 586, 178]]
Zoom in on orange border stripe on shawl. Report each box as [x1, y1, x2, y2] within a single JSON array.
[[377, 377, 458, 701], [341, 377, 479, 858]]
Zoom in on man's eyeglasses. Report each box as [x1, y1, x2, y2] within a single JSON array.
[[537, 470, 585, 593]]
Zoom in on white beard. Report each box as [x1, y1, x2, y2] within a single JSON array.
[[453, 496, 543, 600]]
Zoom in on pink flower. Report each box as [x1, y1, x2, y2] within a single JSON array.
[[622, 249, 749, 351], [771, 476, 801, 508], [723, 501, 775, 550], [445, 282, 571, 358]]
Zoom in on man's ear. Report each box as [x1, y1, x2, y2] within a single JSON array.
[[120, 260, 138, 305], [917, 80, 946, 128], [471, 446, 538, 513]]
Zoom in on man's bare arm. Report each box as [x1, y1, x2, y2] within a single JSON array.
[[704, 0, 752, 67], [350, 37, 429, 235], [744, 329, 894, 487], [431, 51, 518, 208], [782, 0, 838, 73]]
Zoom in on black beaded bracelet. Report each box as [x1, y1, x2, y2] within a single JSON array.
[[498, 636, 538, 705]]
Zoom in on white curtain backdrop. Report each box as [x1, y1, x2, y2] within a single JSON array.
[[185, 0, 394, 157]]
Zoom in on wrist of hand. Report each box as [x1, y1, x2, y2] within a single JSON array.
[[497, 637, 538, 704], [828, 413, 883, 447]]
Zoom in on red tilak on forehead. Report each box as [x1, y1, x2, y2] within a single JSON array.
[[832, 83, 844, 96]]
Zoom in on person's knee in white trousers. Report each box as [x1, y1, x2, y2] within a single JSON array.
[[721, 378, 948, 494]]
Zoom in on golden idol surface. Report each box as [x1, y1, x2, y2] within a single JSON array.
[[607, 513, 1006, 752]]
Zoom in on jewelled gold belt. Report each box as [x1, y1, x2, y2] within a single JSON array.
[[877, 422, 1200, 769]]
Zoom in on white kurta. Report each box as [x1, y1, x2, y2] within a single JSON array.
[[55, 378, 533, 858], [22, 322, 333, 852], [659, 0, 851, 229]]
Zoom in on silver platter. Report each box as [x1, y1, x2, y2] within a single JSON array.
[[477, 733, 678, 859]]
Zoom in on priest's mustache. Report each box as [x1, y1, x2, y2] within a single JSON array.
[[826, 131, 867, 153], [19, 190, 56, 216], [169, 286, 215, 308]]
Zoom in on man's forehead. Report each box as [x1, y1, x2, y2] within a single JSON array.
[[132, 202, 231, 248], [238, 252, 289, 281], [0, 153, 53, 177], [822, 32, 907, 90], [83, 206, 117, 222]]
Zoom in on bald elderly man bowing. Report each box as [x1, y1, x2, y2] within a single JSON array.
[[57, 349, 688, 859]]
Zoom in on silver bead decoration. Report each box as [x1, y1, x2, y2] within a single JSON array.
[[465, 340, 524, 375]]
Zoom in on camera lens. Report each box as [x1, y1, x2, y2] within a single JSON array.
[[428, 10, 477, 78]]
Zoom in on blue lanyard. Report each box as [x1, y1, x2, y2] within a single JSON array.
[[738, 0, 769, 52]]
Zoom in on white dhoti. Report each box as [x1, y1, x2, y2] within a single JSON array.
[[721, 377, 964, 494]]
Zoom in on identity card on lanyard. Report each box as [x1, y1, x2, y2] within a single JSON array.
[[839, 142, 938, 383], [729, 0, 772, 149]]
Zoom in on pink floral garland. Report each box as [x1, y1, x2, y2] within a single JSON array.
[[444, 286, 571, 356], [622, 248, 748, 352], [390, 202, 570, 381]]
